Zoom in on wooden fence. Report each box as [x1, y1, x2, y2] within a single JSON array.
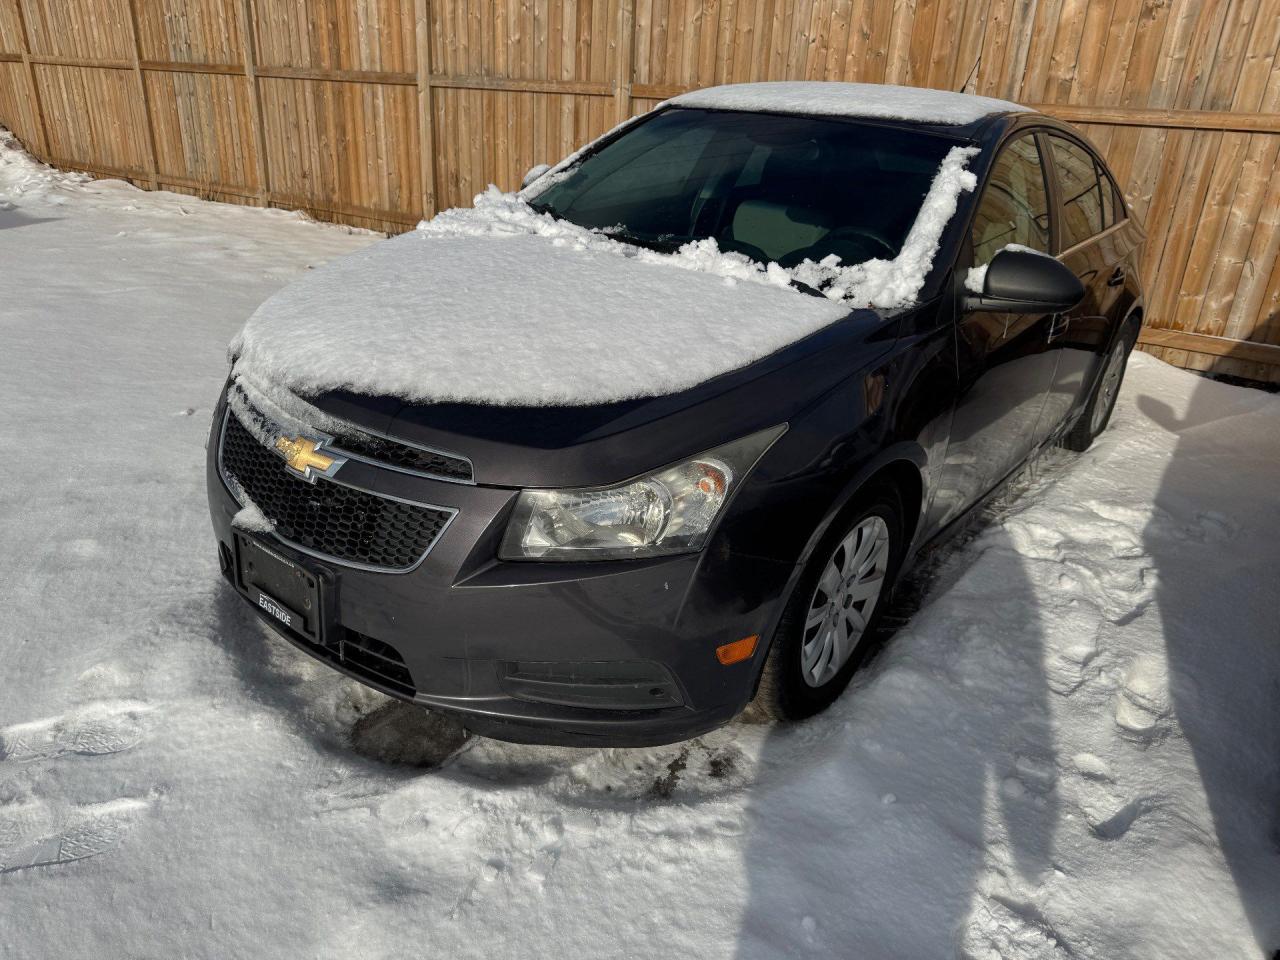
[[1, 0, 1278, 381]]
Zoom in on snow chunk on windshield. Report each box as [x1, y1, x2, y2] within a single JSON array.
[[670, 82, 1029, 126]]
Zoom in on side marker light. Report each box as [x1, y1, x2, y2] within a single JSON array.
[[716, 635, 759, 666]]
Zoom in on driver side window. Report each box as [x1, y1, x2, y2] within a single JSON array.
[[971, 134, 1051, 265]]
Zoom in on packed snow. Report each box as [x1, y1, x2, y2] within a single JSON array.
[[669, 81, 1030, 125], [233, 141, 980, 406], [3, 132, 1280, 960], [231, 219, 849, 407]]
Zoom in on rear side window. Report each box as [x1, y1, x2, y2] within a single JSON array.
[[1050, 136, 1105, 247], [970, 134, 1051, 265]]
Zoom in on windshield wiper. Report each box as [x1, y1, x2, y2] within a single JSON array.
[[597, 227, 683, 255], [525, 203, 680, 255], [788, 277, 828, 299]]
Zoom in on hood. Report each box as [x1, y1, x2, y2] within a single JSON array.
[[231, 228, 852, 408], [292, 306, 899, 488]]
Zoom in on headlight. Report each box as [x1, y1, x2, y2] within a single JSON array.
[[499, 425, 786, 561]]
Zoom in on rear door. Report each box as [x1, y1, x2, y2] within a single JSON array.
[[932, 132, 1058, 528], [1035, 134, 1130, 439]]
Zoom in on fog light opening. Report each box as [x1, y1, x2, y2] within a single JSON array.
[[716, 635, 759, 666]]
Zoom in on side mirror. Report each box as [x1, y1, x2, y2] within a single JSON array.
[[963, 249, 1085, 314], [521, 163, 552, 190]]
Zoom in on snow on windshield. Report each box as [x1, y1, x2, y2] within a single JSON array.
[[436, 144, 981, 311]]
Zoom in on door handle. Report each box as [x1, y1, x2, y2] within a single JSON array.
[[1047, 313, 1070, 342], [1107, 267, 1126, 287]]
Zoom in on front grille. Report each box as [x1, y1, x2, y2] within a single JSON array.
[[219, 411, 454, 571], [332, 428, 473, 482], [229, 382, 472, 483]]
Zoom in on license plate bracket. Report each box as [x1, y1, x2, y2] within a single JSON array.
[[234, 532, 324, 643]]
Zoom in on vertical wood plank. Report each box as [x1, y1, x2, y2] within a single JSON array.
[[10, 0, 51, 155], [123, 0, 159, 186], [415, 0, 437, 215], [615, 0, 635, 121], [238, 0, 270, 200]]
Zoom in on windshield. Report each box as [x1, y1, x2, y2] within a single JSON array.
[[528, 108, 964, 269]]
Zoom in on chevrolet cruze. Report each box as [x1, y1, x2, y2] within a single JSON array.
[[208, 82, 1144, 746]]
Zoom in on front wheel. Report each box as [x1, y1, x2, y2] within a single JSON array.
[[745, 486, 905, 722], [1059, 322, 1137, 452]]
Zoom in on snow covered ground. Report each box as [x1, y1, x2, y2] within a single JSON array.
[[2, 136, 1279, 959]]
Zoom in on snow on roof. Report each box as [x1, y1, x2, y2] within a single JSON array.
[[669, 81, 1030, 126]]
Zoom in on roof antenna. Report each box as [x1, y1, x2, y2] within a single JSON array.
[[959, 57, 980, 94]]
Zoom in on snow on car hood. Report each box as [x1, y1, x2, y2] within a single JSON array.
[[231, 146, 979, 407], [231, 229, 849, 406]]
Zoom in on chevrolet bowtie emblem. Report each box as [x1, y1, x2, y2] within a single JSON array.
[[274, 435, 343, 482]]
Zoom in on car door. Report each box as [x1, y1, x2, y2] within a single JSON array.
[[1034, 134, 1129, 439], [931, 132, 1059, 529]]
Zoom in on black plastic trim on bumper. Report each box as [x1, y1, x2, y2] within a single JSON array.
[[497, 659, 684, 710]]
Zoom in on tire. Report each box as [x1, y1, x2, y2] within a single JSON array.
[[745, 485, 906, 723], [1059, 320, 1138, 453]]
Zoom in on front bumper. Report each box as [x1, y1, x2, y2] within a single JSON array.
[[207, 405, 793, 747]]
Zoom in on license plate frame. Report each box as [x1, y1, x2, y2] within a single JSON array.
[[234, 532, 324, 643]]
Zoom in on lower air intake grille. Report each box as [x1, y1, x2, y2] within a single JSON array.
[[300, 629, 417, 698], [219, 411, 453, 571], [341, 630, 417, 697]]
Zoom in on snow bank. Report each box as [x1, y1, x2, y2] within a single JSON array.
[[669, 81, 1030, 125], [232, 145, 980, 406], [0, 129, 91, 197], [0, 128, 377, 242]]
